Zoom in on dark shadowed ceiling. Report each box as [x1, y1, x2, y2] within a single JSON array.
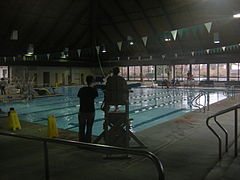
[[0, 0, 240, 65]]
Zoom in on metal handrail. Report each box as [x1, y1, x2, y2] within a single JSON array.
[[206, 104, 240, 159], [191, 93, 202, 110], [191, 91, 209, 112], [0, 132, 165, 180]]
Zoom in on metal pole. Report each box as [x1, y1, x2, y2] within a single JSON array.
[[207, 93, 210, 111], [43, 141, 50, 180], [215, 117, 222, 159], [235, 109, 238, 157]]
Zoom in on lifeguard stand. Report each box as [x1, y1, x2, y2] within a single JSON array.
[[94, 90, 146, 149]]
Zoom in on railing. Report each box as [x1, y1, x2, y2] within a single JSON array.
[[191, 91, 209, 112], [206, 104, 240, 159], [0, 132, 165, 180], [224, 85, 236, 99]]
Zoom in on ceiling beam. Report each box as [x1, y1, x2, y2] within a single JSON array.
[[22, 0, 57, 49], [134, 0, 158, 34], [98, 27, 115, 45], [184, 4, 204, 50], [89, 0, 99, 60], [37, 0, 75, 49], [99, 3, 126, 41], [69, 27, 90, 49], [157, 0, 183, 52], [51, 6, 89, 49], [114, 0, 150, 54]]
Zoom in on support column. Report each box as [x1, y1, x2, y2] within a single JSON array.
[[207, 64, 210, 81], [127, 66, 129, 81], [140, 66, 143, 81], [227, 63, 230, 82], [189, 64, 192, 75], [154, 65, 157, 81], [173, 65, 175, 80]]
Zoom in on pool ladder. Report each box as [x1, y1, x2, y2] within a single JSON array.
[[223, 85, 236, 99], [190, 90, 209, 112]]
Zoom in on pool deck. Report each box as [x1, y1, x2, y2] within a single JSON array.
[[1, 90, 240, 180]]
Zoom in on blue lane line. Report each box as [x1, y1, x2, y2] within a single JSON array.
[[18, 90, 184, 120], [66, 117, 104, 130], [29, 94, 105, 107], [20, 93, 183, 121], [19, 91, 172, 115], [18, 105, 78, 116], [67, 108, 186, 130], [66, 99, 184, 130], [23, 96, 183, 123], [132, 108, 186, 128]]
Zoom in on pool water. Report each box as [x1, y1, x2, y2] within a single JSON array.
[[0, 86, 237, 135]]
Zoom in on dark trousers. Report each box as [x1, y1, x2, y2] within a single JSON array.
[[78, 112, 95, 143], [0, 87, 6, 95]]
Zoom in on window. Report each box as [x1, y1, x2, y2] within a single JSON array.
[[210, 63, 227, 81], [192, 64, 200, 81], [129, 66, 141, 80], [142, 66, 155, 81], [119, 67, 128, 79], [0, 66, 8, 78], [219, 64, 227, 81], [229, 63, 239, 81], [156, 65, 169, 81], [175, 65, 189, 81], [199, 64, 207, 81]]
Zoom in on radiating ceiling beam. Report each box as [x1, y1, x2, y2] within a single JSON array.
[[99, 3, 126, 41], [52, 6, 89, 49], [37, 0, 75, 49], [89, 0, 98, 59], [98, 27, 115, 45], [22, 0, 55, 50], [184, 4, 204, 50], [158, 0, 183, 52], [114, 0, 149, 54], [70, 27, 90, 48], [134, 0, 158, 34]]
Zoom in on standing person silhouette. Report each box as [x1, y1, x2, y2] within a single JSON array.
[[77, 75, 98, 142], [0, 78, 7, 95]]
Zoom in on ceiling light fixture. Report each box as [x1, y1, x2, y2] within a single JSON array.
[[127, 35, 134, 45], [164, 38, 171, 42], [213, 32, 220, 44], [102, 47, 106, 53], [233, 13, 240, 18]]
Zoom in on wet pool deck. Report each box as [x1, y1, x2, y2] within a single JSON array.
[[0, 90, 240, 180]]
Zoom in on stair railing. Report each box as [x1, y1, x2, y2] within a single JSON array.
[[206, 104, 240, 159]]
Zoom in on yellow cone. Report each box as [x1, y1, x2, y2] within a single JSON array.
[[48, 115, 58, 138], [8, 109, 21, 131]]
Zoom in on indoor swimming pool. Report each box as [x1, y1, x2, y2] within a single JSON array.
[[0, 86, 237, 135]]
